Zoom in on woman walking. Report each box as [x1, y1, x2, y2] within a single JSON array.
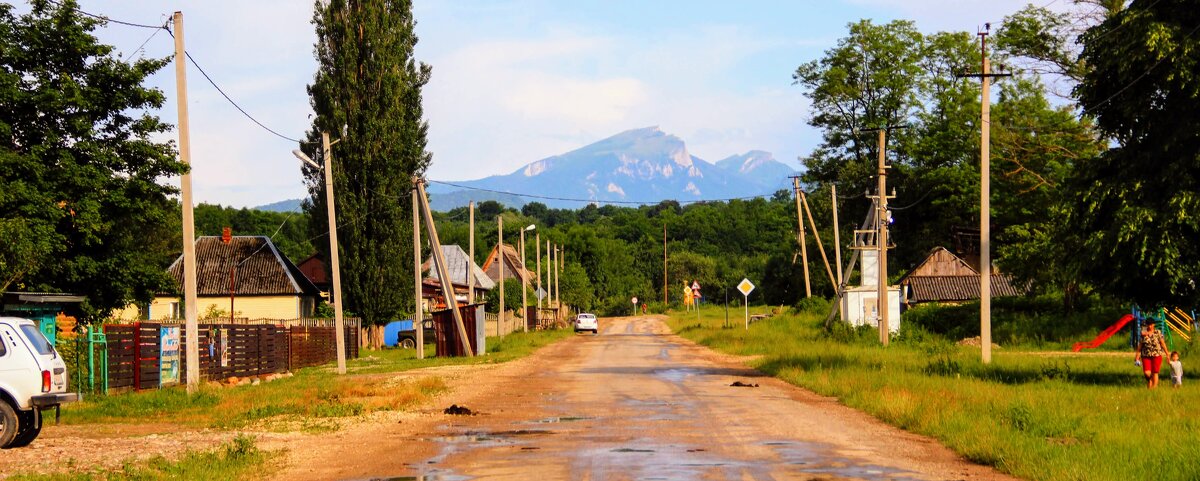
[[1135, 322, 1170, 389]]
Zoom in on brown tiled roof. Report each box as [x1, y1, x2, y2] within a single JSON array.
[[902, 275, 1027, 303], [167, 236, 320, 297], [481, 243, 534, 284]]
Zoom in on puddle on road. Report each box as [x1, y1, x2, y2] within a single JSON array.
[[654, 368, 700, 383]]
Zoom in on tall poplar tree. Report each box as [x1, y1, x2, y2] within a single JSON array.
[[303, 0, 432, 327]]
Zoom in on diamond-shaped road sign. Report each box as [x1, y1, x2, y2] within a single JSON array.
[[737, 278, 755, 296], [535, 287, 547, 301]]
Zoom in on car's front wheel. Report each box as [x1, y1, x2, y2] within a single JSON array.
[[8, 408, 41, 448], [0, 400, 20, 449]]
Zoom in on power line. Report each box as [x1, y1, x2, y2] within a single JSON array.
[[425, 180, 777, 206], [179, 48, 310, 145], [43, 0, 167, 29]]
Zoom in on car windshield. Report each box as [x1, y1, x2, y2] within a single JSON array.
[[19, 324, 53, 356]]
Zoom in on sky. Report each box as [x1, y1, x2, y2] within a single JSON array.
[[40, 0, 1067, 208]]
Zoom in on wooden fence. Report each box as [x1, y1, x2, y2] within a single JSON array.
[[103, 319, 360, 391]]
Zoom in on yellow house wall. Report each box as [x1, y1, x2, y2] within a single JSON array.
[[143, 295, 309, 320]]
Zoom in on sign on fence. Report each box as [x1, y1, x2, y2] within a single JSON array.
[[159, 326, 180, 386]]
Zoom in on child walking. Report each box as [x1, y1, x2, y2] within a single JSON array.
[[1169, 351, 1183, 388]]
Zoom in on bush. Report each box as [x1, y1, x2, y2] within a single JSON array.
[[794, 296, 832, 315]]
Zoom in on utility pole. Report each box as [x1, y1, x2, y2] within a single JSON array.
[[415, 180, 473, 356], [554, 244, 560, 309], [412, 189, 423, 359], [876, 130, 889, 346], [801, 192, 837, 290], [861, 127, 901, 346], [536, 233, 542, 310], [498, 215, 504, 336], [320, 131, 347, 374], [173, 11, 199, 392], [958, 24, 1010, 364], [663, 222, 668, 304], [546, 239, 551, 306], [831, 184, 844, 319], [468, 201, 474, 304], [791, 176, 811, 297], [520, 226, 529, 333]]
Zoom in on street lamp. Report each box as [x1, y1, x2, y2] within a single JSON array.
[[292, 132, 347, 375], [521, 225, 535, 333]]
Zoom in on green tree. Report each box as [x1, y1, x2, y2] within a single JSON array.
[[1069, 0, 1200, 306], [303, 0, 432, 327], [558, 262, 594, 311], [0, 1, 185, 317]]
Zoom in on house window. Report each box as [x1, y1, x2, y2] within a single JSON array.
[[169, 301, 182, 320]]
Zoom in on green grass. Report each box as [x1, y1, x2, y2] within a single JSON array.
[[9, 435, 270, 481], [60, 328, 572, 428], [668, 305, 1200, 481]]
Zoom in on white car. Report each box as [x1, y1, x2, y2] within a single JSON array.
[[574, 313, 598, 334], [0, 317, 80, 449]]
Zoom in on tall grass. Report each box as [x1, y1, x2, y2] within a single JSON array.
[[669, 306, 1200, 481]]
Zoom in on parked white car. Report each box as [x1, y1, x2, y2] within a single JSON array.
[[0, 317, 80, 448], [574, 313, 598, 334]]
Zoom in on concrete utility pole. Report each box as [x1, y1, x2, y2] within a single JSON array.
[[498, 215, 504, 336], [546, 239, 551, 306], [412, 189, 423, 359], [958, 25, 1010, 364], [536, 233, 542, 310], [831, 184, 844, 319], [663, 222, 668, 304], [791, 176, 811, 297], [320, 131, 347, 374], [415, 180, 473, 356], [173, 11, 199, 392], [468, 201, 475, 304], [555, 245, 561, 309], [521, 225, 532, 333]]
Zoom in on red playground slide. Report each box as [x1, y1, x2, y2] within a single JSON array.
[[1072, 314, 1135, 352]]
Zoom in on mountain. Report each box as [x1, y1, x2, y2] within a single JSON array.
[[428, 127, 796, 209], [255, 198, 303, 212]]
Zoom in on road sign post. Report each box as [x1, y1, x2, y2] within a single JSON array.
[[632, 296, 639, 316], [737, 278, 755, 330], [692, 282, 701, 323]]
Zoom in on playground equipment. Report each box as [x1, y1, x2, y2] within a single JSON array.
[[1072, 305, 1194, 352]]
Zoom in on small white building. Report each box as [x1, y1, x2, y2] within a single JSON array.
[[841, 249, 901, 332]]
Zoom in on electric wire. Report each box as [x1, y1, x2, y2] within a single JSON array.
[[43, 0, 166, 29], [425, 180, 777, 206], [180, 48, 311, 145]]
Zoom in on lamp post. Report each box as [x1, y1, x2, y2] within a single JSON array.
[[521, 225, 535, 333], [293, 136, 346, 375]]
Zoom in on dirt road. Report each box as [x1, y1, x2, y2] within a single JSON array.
[[276, 316, 1017, 481]]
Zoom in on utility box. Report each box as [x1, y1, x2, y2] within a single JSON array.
[[840, 251, 901, 332]]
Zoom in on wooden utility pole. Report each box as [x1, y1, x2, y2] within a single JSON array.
[[791, 176, 811, 297], [498, 216, 504, 336], [958, 25, 1010, 364], [173, 11, 200, 392], [415, 180, 473, 356], [831, 184, 844, 318], [663, 222, 668, 304], [468, 201, 475, 304], [876, 130, 890, 346], [801, 193, 837, 290], [412, 189, 423, 359]]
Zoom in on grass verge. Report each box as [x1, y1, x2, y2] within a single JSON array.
[[9, 435, 271, 481], [668, 305, 1200, 481], [60, 327, 572, 428]]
